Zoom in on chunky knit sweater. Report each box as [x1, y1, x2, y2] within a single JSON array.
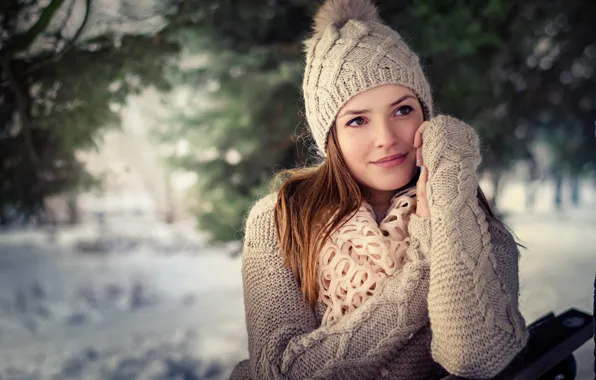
[[230, 115, 529, 380]]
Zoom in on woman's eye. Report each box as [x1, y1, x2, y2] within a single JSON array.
[[347, 117, 366, 127], [394, 105, 413, 116]]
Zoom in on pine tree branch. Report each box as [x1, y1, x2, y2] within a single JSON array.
[[154, 0, 194, 38], [2, 58, 39, 167], [49, 0, 76, 51], [57, 0, 77, 37], [25, 0, 92, 75], [1, 0, 66, 59]]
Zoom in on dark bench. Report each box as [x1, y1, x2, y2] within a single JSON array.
[[441, 308, 594, 380]]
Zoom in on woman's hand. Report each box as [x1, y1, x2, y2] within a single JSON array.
[[413, 121, 430, 217]]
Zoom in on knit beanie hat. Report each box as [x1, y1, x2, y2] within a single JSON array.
[[302, 0, 433, 156]]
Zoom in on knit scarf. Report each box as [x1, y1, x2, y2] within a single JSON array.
[[317, 188, 417, 327]]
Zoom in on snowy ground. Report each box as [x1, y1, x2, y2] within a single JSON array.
[[0, 180, 594, 380], [0, 217, 245, 380]]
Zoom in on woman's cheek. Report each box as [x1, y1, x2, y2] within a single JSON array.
[[407, 122, 421, 146], [342, 130, 369, 154]]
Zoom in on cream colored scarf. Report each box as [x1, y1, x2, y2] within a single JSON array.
[[317, 188, 417, 327]]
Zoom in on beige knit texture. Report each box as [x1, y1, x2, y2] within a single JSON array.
[[318, 188, 416, 327], [303, 13, 433, 156], [230, 115, 529, 380]]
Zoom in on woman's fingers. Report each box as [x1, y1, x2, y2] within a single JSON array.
[[416, 148, 419, 167], [414, 121, 430, 166], [413, 129, 421, 148], [416, 147, 422, 167], [414, 121, 431, 217], [413, 121, 429, 148], [417, 167, 427, 194], [415, 166, 430, 217]]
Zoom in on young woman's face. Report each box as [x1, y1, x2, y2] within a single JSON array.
[[334, 84, 424, 194]]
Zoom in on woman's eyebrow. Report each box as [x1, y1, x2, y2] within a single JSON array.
[[338, 95, 416, 119], [389, 95, 416, 107]]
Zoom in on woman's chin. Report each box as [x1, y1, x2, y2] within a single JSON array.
[[372, 168, 417, 191]]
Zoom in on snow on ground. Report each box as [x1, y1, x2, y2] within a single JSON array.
[[0, 216, 245, 380], [498, 180, 596, 380], [0, 180, 594, 380]]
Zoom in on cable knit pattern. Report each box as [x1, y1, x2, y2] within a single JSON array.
[[421, 115, 529, 378], [318, 188, 416, 326], [230, 115, 529, 380]]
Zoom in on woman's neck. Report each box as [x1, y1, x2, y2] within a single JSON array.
[[366, 190, 394, 217], [366, 169, 421, 216], [364, 173, 420, 219]]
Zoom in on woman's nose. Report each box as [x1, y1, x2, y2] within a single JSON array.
[[374, 120, 399, 148]]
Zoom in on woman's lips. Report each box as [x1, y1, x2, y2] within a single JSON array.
[[372, 153, 407, 168]]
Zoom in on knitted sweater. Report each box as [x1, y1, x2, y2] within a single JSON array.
[[230, 115, 529, 380]]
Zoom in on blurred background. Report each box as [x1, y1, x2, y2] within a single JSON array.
[[0, 0, 594, 379]]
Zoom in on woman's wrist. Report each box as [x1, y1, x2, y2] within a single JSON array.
[[408, 213, 431, 255]]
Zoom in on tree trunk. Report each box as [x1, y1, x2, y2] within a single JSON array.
[[67, 193, 80, 225], [0, 208, 8, 226], [554, 175, 563, 210], [570, 176, 580, 207], [489, 170, 504, 211], [164, 170, 175, 224]]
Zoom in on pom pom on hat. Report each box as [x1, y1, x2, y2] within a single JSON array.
[[312, 0, 381, 39]]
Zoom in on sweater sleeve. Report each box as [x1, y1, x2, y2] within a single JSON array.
[[236, 193, 432, 380], [419, 115, 529, 379]]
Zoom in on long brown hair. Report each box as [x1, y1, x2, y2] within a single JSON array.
[[273, 126, 498, 308]]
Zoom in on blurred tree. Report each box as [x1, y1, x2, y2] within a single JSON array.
[[515, 1, 596, 208], [155, 0, 595, 241], [154, 0, 313, 241], [0, 0, 181, 224]]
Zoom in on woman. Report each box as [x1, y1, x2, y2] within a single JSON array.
[[231, 0, 529, 379]]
